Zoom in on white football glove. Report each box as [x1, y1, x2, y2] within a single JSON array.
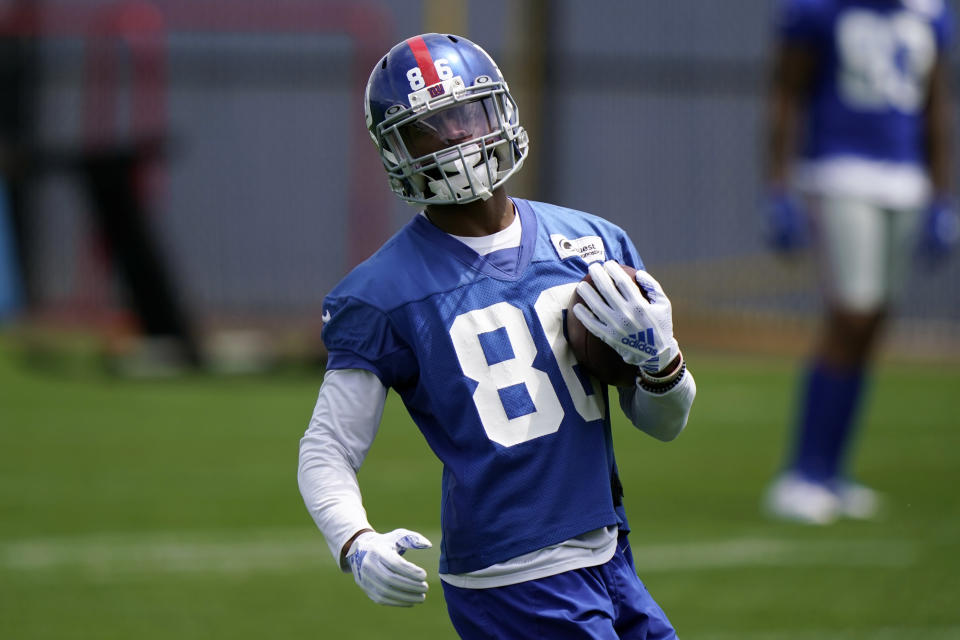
[[346, 528, 432, 607], [573, 261, 680, 375]]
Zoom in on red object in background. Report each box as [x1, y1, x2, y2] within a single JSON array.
[[0, 1, 395, 329]]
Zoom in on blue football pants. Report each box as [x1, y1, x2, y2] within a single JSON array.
[[442, 535, 677, 639]]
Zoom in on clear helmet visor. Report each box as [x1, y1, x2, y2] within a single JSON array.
[[376, 91, 527, 205], [397, 98, 499, 161]]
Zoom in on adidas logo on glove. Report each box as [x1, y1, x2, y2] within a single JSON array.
[[621, 328, 658, 356]]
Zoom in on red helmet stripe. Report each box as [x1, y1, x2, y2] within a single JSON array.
[[406, 36, 441, 87]]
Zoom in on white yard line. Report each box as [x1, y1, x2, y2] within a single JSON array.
[[1, 530, 331, 576], [1, 531, 918, 577], [632, 537, 918, 571], [693, 627, 960, 640]]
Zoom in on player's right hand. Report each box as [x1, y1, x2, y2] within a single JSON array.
[[764, 190, 808, 252], [346, 528, 432, 607]]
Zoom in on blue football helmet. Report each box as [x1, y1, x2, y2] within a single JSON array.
[[364, 33, 529, 206]]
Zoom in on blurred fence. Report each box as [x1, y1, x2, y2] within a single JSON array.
[[3, 0, 959, 360]]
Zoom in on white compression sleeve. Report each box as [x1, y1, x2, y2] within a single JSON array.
[[297, 368, 388, 570], [617, 369, 696, 442]]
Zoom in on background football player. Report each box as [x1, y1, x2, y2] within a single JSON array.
[[298, 33, 696, 638], [763, 0, 958, 524]]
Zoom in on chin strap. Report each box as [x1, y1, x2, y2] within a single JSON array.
[[427, 155, 498, 203]]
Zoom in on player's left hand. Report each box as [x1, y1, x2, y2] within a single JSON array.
[[763, 190, 809, 253], [918, 197, 960, 267], [573, 261, 680, 375]]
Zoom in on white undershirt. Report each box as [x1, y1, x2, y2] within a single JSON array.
[[439, 206, 522, 255], [794, 156, 932, 209]]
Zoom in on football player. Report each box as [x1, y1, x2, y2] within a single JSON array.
[[763, 0, 957, 524], [298, 33, 696, 638]]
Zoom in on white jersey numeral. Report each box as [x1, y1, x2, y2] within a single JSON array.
[[449, 284, 605, 447], [534, 283, 605, 423], [836, 9, 936, 113]]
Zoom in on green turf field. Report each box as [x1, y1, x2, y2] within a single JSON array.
[[2, 336, 959, 639]]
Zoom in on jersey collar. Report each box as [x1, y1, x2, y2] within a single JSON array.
[[411, 198, 538, 281]]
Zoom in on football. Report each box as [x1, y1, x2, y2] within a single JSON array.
[[565, 264, 648, 387]]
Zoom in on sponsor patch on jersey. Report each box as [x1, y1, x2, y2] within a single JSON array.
[[550, 234, 606, 263]]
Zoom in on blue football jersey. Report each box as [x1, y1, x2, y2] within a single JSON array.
[[322, 198, 644, 575], [778, 0, 953, 164]]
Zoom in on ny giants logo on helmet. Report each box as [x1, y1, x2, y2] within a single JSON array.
[[428, 84, 446, 98]]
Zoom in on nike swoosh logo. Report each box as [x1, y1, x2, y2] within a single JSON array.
[[322, 310, 332, 323]]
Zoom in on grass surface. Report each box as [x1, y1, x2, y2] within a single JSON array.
[[1, 337, 959, 639]]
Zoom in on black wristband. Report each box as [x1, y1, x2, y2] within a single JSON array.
[[637, 361, 686, 394]]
